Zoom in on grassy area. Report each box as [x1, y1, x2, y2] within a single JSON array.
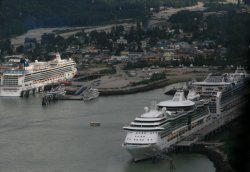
[[131, 72, 166, 86]]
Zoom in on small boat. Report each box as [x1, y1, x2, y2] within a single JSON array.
[[82, 87, 100, 101], [90, 122, 101, 127], [47, 84, 66, 96], [42, 84, 66, 105]]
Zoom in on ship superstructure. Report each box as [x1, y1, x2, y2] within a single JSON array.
[[192, 67, 249, 117], [123, 90, 211, 161], [0, 53, 77, 97]]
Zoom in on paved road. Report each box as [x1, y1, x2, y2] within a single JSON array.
[[11, 23, 136, 46], [148, 2, 206, 27]]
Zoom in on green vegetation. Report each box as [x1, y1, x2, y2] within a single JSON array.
[[131, 72, 166, 86], [0, 0, 201, 39], [162, 0, 197, 8], [169, 4, 250, 66], [0, 39, 12, 59], [169, 10, 203, 33], [0, 0, 148, 39], [53, 28, 83, 35], [124, 60, 166, 70]]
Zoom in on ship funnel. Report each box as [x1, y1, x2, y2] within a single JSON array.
[[19, 58, 29, 69], [173, 90, 186, 101], [55, 53, 61, 61]]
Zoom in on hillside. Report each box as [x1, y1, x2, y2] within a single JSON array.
[[0, 0, 198, 39]]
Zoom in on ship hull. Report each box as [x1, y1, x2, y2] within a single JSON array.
[[122, 144, 161, 161], [123, 114, 212, 161], [0, 87, 22, 97], [0, 69, 76, 97]]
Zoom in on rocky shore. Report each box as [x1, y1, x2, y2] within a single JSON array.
[[191, 145, 234, 172]]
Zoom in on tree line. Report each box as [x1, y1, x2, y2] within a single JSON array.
[[169, 4, 250, 66], [0, 0, 201, 39]]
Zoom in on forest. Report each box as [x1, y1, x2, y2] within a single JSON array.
[[169, 4, 250, 66], [0, 0, 198, 39]]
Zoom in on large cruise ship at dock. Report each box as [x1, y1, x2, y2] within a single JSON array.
[[192, 67, 249, 117], [122, 90, 211, 161], [0, 53, 77, 97]]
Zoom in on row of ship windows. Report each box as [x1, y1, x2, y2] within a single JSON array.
[[156, 109, 208, 132], [191, 119, 204, 129], [3, 80, 18, 83], [31, 68, 70, 76], [160, 130, 171, 138], [131, 125, 160, 127], [3, 77, 19, 79], [167, 132, 182, 141], [24, 66, 72, 82], [166, 121, 204, 141], [171, 121, 188, 127], [171, 124, 188, 131], [3, 81, 18, 86], [33, 64, 73, 74], [3, 88, 19, 92], [165, 107, 193, 111], [192, 111, 208, 119], [134, 132, 157, 134], [126, 138, 153, 141], [134, 119, 166, 123], [3, 78, 18, 81], [134, 135, 146, 138], [24, 70, 69, 82]]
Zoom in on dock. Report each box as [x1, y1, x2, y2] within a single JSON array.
[[174, 99, 246, 149], [42, 85, 100, 105]]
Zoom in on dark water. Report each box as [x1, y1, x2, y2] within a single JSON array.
[[0, 83, 215, 172]]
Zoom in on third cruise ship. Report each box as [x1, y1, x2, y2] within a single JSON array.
[[0, 53, 77, 97]]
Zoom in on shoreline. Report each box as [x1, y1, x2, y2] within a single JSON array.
[[66, 73, 207, 96], [191, 145, 234, 172], [98, 79, 172, 96], [98, 75, 205, 96]]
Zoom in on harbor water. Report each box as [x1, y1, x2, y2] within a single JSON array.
[[0, 83, 215, 172]]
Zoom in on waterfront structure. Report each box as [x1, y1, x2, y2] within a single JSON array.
[[122, 90, 211, 161], [47, 84, 66, 96], [192, 67, 249, 117], [82, 87, 100, 101], [0, 53, 77, 97]]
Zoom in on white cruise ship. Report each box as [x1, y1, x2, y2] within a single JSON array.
[[123, 90, 211, 161], [192, 67, 249, 117], [0, 53, 77, 97]]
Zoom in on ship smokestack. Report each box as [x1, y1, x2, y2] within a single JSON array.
[[19, 58, 29, 69], [19, 58, 25, 69]]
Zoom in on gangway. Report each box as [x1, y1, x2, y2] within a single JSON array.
[[74, 85, 87, 96]]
